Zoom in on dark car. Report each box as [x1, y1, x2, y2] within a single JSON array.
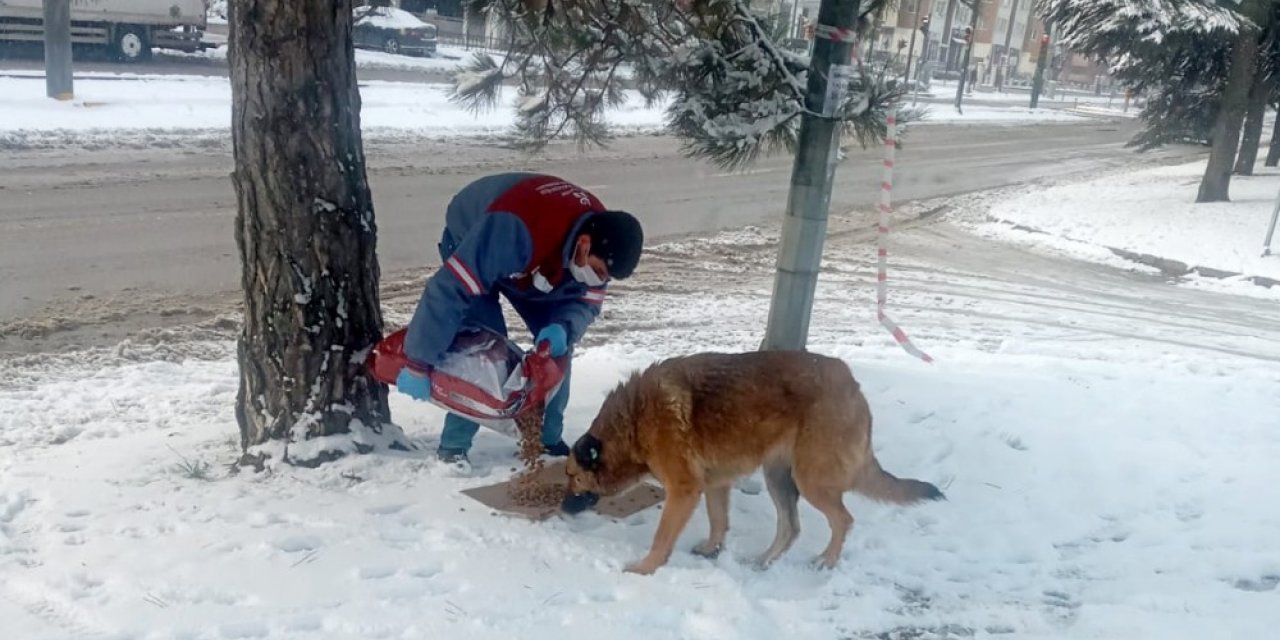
[[352, 6, 439, 57]]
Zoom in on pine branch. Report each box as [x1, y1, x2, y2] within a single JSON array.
[[840, 66, 922, 150], [451, 0, 913, 167], [450, 53, 506, 115], [729, 0, 806, 98], [1041, 0, 1248, 150]]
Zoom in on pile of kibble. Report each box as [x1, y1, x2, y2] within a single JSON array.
[[507, 402, 566, 507]]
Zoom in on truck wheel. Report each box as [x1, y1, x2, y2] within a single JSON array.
[[113, 26, 150, 62]]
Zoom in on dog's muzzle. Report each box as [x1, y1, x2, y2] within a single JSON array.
[[561, 491, 599, 514]]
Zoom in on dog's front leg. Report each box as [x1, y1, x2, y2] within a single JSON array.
[[692, 484, 730, 559], [625, 486, 701, 575]]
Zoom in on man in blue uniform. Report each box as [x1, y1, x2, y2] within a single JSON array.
[[395, 173, 644, 467]]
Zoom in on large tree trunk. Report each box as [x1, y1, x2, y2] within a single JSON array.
[[229, 0, 397, 465], [1235, 74, 1267, 176], [1267, 105, 1280, 167], [1198, 24, 1260, 203], [1235, 13, 1275, 176]]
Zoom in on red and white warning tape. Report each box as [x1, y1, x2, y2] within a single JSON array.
[[814, 23, 859, 43], [877, 110, 934, 363]]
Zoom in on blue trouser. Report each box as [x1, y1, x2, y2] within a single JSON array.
[[436, 290, 573, 455]]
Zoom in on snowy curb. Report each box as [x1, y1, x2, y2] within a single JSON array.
[[932, 156, 1280, 298], [1000, 219, 1280, 289], [1067, 104, 1141, 119], [916, 157, 1280, 302]]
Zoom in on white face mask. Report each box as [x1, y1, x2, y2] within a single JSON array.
[[569, 261, 606, 287]]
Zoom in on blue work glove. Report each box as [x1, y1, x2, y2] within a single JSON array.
[[535, 324, 568, 357], [395, 367, 432, 401]]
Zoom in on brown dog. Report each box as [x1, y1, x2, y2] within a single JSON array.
[[563, 350, 943, 575]]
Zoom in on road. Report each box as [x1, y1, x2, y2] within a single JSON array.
[[0, 118, 1200, 351]]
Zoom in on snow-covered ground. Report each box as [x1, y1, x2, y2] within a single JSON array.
[[925, 80, 1122, 106], [913, 104, 1086, 125], [166, 42, 475, 73], [3, 191, 1279, 638], [0, 73, 1093, 149], [206, 0, 228, 25], [1067, 104, 1142, 119], [960, 160, 1280, 285], [0, 75, 665, 144]]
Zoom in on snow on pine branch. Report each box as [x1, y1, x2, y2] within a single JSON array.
[[1039, 0, 1246, 149], [1040, 0, 1241, 52], [451, 0, 912, 168]]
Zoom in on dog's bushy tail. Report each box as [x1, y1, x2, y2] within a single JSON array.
[[853, 458, 945, 504]]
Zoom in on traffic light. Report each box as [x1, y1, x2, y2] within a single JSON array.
[[920, 15, 930, 32], [963, 26, 972, 44], [1041, 33, 1050, 45]]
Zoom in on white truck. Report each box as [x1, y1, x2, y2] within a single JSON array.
[[0, 0, 208, 61]]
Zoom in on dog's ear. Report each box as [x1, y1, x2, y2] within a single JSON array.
[[573, 434, 604, 472]]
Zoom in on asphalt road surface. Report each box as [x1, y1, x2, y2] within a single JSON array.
[[0, 118, 1199, 334]]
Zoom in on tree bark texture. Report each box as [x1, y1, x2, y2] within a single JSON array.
[[1198, 2, 1263, 203], [229, 0, 392, 461], [1234, 67, 1268, 176]]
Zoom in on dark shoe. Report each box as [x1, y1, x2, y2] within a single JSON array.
[[436, 449, 472, 475], [541, 440, 570, 457], [437, 449, 470, 465]]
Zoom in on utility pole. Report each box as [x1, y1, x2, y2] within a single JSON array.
[[904, 6, 924, 85], [996, 0, 1021, 92], [954, 1, 979, 112], [940, 0, 958, 71], [906, 32, 916, 84], [43, 0, 74, 100], [1264, 183, 1280, 257], [761, 0, 861, 351], [911, 18, 931, 105], [867, 15, 881, 61], [1030, 20, 1052, 109]]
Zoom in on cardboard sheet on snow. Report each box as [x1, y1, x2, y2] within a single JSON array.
[[462, 459, 664, 521]]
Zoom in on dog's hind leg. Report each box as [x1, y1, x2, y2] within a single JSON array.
[[755, 461, 801, 569], [625, 484, 701, 575], [693, 483, 731, 559], [795, 478, 854, 570]]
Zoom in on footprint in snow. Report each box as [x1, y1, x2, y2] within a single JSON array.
[[364, 503, 411, 516], [273, 536, 323, 553], [406, 565, 441, 579], [356, 566, 397, 580], [1233, 575, 1280, 592], [283, 614, 323, 632], [218, 620, 269, 639]]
